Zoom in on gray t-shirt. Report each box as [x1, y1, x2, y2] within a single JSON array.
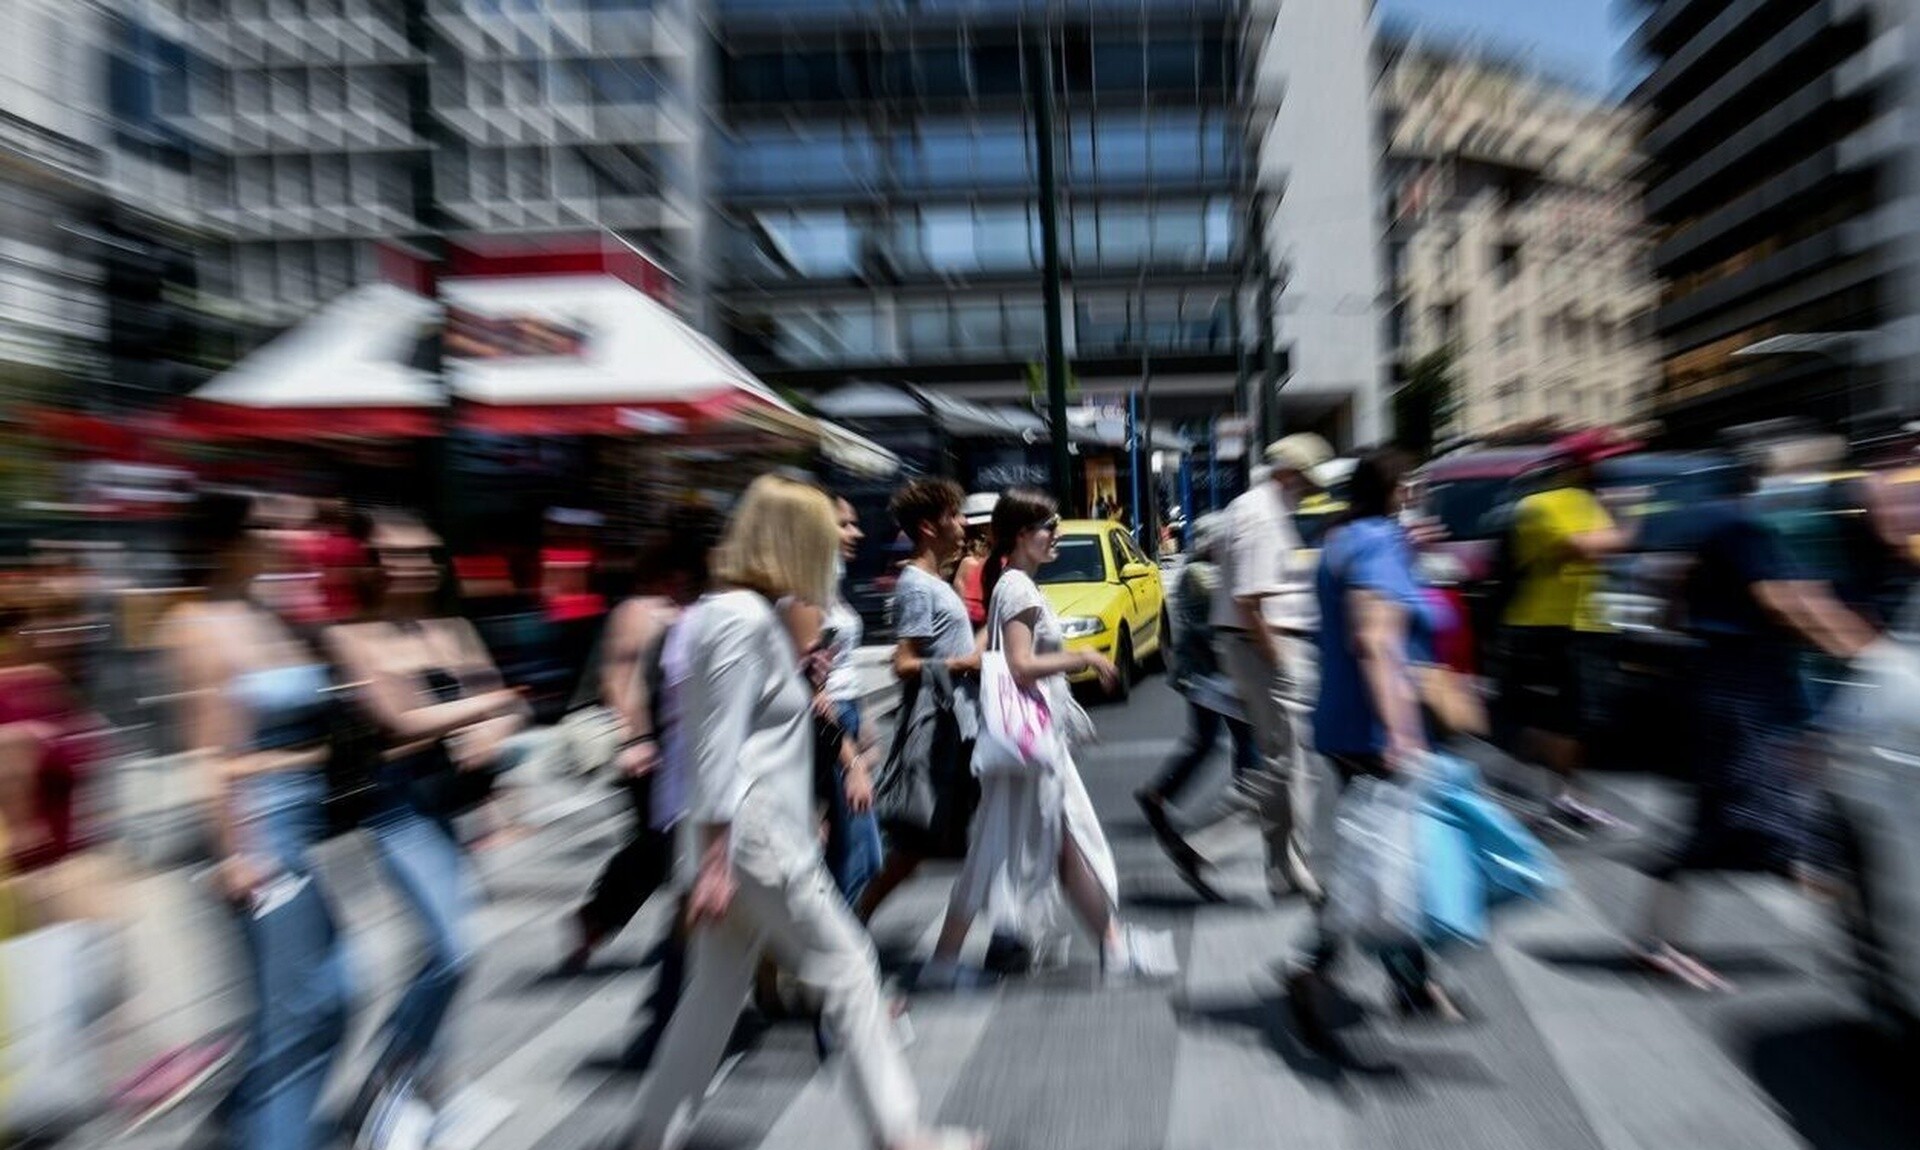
[[893, 563, 974, 660]]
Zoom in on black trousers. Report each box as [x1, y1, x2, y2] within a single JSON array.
[[1146, 700, 1257, 804], [579, 774, 674, 939]]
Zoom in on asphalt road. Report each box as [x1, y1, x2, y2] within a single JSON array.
[[92, 676, 1917, 1150]]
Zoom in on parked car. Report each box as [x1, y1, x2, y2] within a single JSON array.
[[1036, 519, 1167, 701]]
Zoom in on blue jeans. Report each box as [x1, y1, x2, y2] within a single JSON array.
[[824, 701, 885, 905], [222, 770, 351, 1150], [363, 763, 473, 1085]]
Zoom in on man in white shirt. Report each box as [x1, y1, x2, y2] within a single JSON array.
[[1168, 433, 1335, 902]]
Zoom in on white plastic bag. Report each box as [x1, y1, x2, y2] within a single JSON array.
[[1325, 775, 1423, 951], [972, 651, 1066, 777], [1, 922, 118, 1136]]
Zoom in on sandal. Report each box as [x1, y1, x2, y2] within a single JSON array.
[[1634, 944, 1735, 993]]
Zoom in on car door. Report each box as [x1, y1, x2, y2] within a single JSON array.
[[1108, 528, 1158, 645]]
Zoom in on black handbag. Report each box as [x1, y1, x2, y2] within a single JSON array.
[[322, 692, 382, 838]]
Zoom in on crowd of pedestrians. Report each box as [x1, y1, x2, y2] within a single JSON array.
[[3, 418, 1912, 1149]]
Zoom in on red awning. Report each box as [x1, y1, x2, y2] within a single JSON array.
[[174, 399, 442, 441], [452, 389, 767, 437]]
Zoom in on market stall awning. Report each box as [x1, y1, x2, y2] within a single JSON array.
[[441, 274, 897, 475], [183, 283, 444, 439], [442, 274, 788, 433]]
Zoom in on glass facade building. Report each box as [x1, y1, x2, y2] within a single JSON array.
[[709, 0, 1269, 425]]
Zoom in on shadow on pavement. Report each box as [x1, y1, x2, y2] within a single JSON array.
[[1741, 1017, 1920, 1150]]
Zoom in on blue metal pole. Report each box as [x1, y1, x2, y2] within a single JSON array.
[[1127, 390, 1142, 541], [1179, 453, 1194, 547], [1208, 428, 1220, 512]]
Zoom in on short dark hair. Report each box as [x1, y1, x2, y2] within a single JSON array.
[[890, 478, 964, 544], [638, 504, 724, 592], [1346, 446, 1414, 521], [187, 488, 254, 554]]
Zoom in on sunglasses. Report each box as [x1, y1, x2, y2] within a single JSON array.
[[1037, 517, 1061, 535]]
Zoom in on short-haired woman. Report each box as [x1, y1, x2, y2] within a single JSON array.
[[629, 474, 981, 1150], [924, 487, 1176, 984]]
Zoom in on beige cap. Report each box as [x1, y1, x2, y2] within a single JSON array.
[[1263, 432, 1337, 487]]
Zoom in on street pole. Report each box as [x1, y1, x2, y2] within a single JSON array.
[[1139, 302, 1155, 551], [401, 0, 451, 535], [1260, 256, 1280, 447], [1030, 25, 1074, 511]]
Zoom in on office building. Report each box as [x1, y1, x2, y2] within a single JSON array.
[[1380, 32, 1659, 439], [708, 0, 1384, 450], [162, 0, 703, 325], [1632, 0, 1920, 441]]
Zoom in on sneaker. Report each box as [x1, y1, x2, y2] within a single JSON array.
[[1101, 925, 1179, 984], [428, 1086, 516, 1150], [1140, 797, 1225, 903], [358, 1083, 435, 1150], [1268, 847, 1324, 907], [115, 1035, 241, 1134], [1549, 794, 1634, 837]]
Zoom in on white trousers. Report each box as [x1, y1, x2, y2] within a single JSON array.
[[630, 792, 919, 1150]]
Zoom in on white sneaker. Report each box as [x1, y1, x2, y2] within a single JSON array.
[[429, 1086, 516, 1150], [361, 1091, 436, 1150], [1102, 925, 1179, 984]]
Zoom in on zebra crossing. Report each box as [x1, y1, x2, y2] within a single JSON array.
[[99, 680, 1911, 1150]]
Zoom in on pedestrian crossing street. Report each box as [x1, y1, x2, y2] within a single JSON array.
[[115, 681, 1911, 1150]]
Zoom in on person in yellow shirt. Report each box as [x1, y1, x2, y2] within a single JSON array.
[[1500, 432, 1636, 831]]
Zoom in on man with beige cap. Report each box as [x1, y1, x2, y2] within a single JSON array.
[[1155, 433, 1336, 901]]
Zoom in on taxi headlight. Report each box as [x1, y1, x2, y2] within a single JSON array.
[[1059, 616, 1108, 638]]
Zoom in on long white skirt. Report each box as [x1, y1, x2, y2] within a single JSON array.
[[947, 754, 1120, 944]]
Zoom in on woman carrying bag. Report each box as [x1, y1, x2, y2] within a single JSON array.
[[922, 488, 1175, 986], [1287, 449, 1465, 1057], [627, 474, 981, 1150]]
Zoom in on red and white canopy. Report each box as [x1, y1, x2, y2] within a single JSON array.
[[183, 283, 444, 438], [180, 270, 897, 474], [440, 272, 793, 438]]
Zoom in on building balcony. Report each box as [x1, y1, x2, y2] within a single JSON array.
[[427, 6, 691, 62], [1651, 144, 1843, 276], [207, 200, 416, 240], [442, 193, 692, 233], [1642, 0, 1859, 157], [1643, 68, 1841, 220], [713, 0, 1245, 32], [194, 14, 418, 68], [173, 109, 425, 155], [1635, 0, 1791, 110], [436, 103, 696, 149]]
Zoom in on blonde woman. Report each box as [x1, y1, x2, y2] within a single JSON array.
[[630, 474, 981, 1150]]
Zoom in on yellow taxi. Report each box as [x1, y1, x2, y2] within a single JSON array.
[[1036, 520, 1166, 699]]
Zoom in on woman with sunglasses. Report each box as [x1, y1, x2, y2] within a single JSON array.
[[923, 488, 1176, 985]]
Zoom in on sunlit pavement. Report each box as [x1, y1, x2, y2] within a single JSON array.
[[100, 678, 1914, 1150]]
